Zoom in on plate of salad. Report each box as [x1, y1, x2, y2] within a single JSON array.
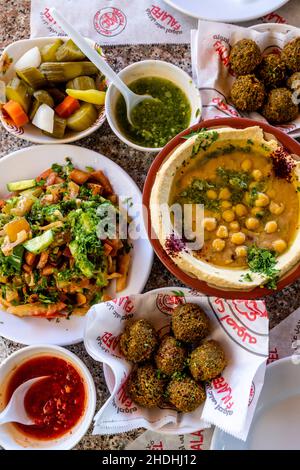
[[0, 144, 153, 345], [0, 36, 106, 143]]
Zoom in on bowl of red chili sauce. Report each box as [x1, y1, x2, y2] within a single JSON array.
[[0, 345, 96, 449]]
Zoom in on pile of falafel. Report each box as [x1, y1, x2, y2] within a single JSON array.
[[119, 303, 227, 413], [229, 37, 300, 123]]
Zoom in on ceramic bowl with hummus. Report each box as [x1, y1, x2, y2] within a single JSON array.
[[145, 118, 300, 297]]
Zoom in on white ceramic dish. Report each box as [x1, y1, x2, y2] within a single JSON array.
[[0, 36, 106, 144], [0, 144, 153, 346], [0, 345, 96, 450], [164, 0, 290, 23], [102, 286, 208, 435], [250, 22, 300, 139], [211, 357, 300, 449], [105, 60, 201, 153]]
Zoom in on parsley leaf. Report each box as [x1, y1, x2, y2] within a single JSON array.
[[247, 244, 279, 289]]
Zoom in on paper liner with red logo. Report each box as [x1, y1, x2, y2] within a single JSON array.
[[124, 303, 300, 449], [191, 20, 300, 136], [30, 0, 196, 45], [84, 289, 268, 438], [126, 428, 214, 450]]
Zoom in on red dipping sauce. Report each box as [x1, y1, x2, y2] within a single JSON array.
[[6, 356, 86, 440]]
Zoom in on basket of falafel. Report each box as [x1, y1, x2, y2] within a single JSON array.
[[192, 20, 300, 134], [84, 289, 268, 437]]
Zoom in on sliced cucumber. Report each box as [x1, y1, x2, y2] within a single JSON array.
[[7, 179, 36, 192], [23, 229, 54, 254]]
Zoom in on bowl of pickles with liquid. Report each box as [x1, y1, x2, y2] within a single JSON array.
[[0, 36, 107, 143]]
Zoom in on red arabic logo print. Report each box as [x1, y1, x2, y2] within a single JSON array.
[[156, 292, 186, 315], [262, 12, 287, 24], [211, 376, 234, 410], [117, 379, 135, 409], [232, 299, 268, 321], [146, 5, 182, 34], [94, 7, 127, 37]]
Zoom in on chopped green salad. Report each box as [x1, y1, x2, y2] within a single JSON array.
[[0, 159, 131, 318]]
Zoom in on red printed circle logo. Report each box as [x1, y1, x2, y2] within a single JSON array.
[[94, 7, 127, 37], [156, 292, 186, 315]]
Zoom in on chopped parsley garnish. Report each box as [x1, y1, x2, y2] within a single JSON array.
[[192, 130, 219, 155], [178, 178, 220, 210], [172, 371, 187, 380], [216, 167, 251, 190], [240, 273, 253, 282], [156, 369, 167, 379], [247, 244, 279, 289]]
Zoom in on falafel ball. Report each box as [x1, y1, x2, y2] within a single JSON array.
[[167, 376, 206, 412], [120, 319, 158, 363], [155, 336, 187, 376], [262, 87, 298, 124], [282, 37, 300, 72], [172, 303, 210, 343], [257, 53, 286, 88], [189, 340, 227, 382], [229, 39, 262, 76], [287, 71, 300, 92], [126, 364, 165, 408], [230, 75, 265, 112]]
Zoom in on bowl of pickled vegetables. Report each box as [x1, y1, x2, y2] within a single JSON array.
[[0, 36, 107, 143]]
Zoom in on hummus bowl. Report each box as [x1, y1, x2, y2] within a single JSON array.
[[143, 118, 300, 299]]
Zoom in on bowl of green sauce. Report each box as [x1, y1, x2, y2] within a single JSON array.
[[105, 60, 201, 152]]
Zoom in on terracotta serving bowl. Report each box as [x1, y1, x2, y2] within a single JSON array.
[[143, 117, 300, 299]]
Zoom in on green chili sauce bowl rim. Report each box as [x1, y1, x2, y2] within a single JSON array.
[[105, 59, 202, 153], [142, 116, 300, 300]]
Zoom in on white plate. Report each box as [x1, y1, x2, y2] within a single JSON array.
[[164, 0, 290, 23], [250, 22, 300, 139], [0, 145, 153, 346], [103, 286, 209, 435], [211, 357, 300, 449]]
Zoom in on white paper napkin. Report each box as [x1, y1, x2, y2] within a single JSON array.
[[84, 290, 268, 439], [191, 19, 300, 135], [30, 0, 197, 45], [132, 303, 300, 450]]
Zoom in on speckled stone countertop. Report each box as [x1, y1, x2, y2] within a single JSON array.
[[1, 0, 300, 451]]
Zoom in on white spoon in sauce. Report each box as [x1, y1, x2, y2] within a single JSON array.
[[0, 376, 48, 426], [50, 8, 156, 127]]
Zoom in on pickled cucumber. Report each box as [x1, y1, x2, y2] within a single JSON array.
[[29, 90, 54, 120], [40, 39, 64, 62], [5, 77, 32, 113], [55, 39, 86, 62], [44, 115, 67, 139], [47, 87, 66, 104], [66, 102, 97, 132], [40, 62, 98, 83], [66, 76, 96, 90], [16, 67, 47, 89]]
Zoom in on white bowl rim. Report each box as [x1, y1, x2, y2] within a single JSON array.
[[210, 356, 296, 450], [0, 344, 96, 450], [0, 35, 106, 144], [105, 59, 202, 153]]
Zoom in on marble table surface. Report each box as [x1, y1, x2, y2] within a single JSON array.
[[1, 0, 300, 450]]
